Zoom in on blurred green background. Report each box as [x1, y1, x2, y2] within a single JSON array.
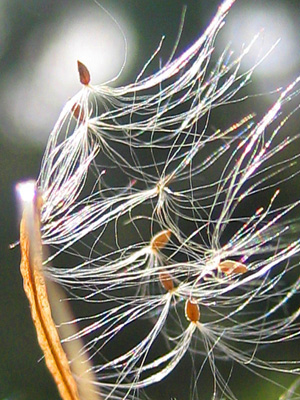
[[0, 0, 299, 399]]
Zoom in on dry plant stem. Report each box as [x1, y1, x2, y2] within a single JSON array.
[[19, 204, 81, 400]]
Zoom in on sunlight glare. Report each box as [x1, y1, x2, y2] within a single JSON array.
[[218, 4, 297, 81], [4, 5, 136, 144]]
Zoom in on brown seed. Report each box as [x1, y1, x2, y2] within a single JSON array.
[[71, 103, 85, 123], [77, 60, 91, 85], [159, 270, 174, 292], [185, 299, 200, 323], [219, 260, 247, 275], [150, 229, 171, 252]]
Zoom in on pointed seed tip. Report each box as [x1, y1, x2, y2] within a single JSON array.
[[159, 271, 174, 292], [150, 229, 172, 252], [219, 260, 247, 275], [185, 299, 200, 323], [77, 60, 91, 85]]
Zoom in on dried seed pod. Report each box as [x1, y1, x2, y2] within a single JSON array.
[[185, 299, 200, 323], [219, 260, 247, 275], [77, 60, 90, 85], [18, 182, 81, 400], [150, 229, 171, 252], [159, 270, 174, 292]]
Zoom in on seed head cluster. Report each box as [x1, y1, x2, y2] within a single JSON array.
[[19, 1, 300, 399]]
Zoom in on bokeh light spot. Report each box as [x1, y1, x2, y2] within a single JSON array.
[[2, 4, 136, 144]]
